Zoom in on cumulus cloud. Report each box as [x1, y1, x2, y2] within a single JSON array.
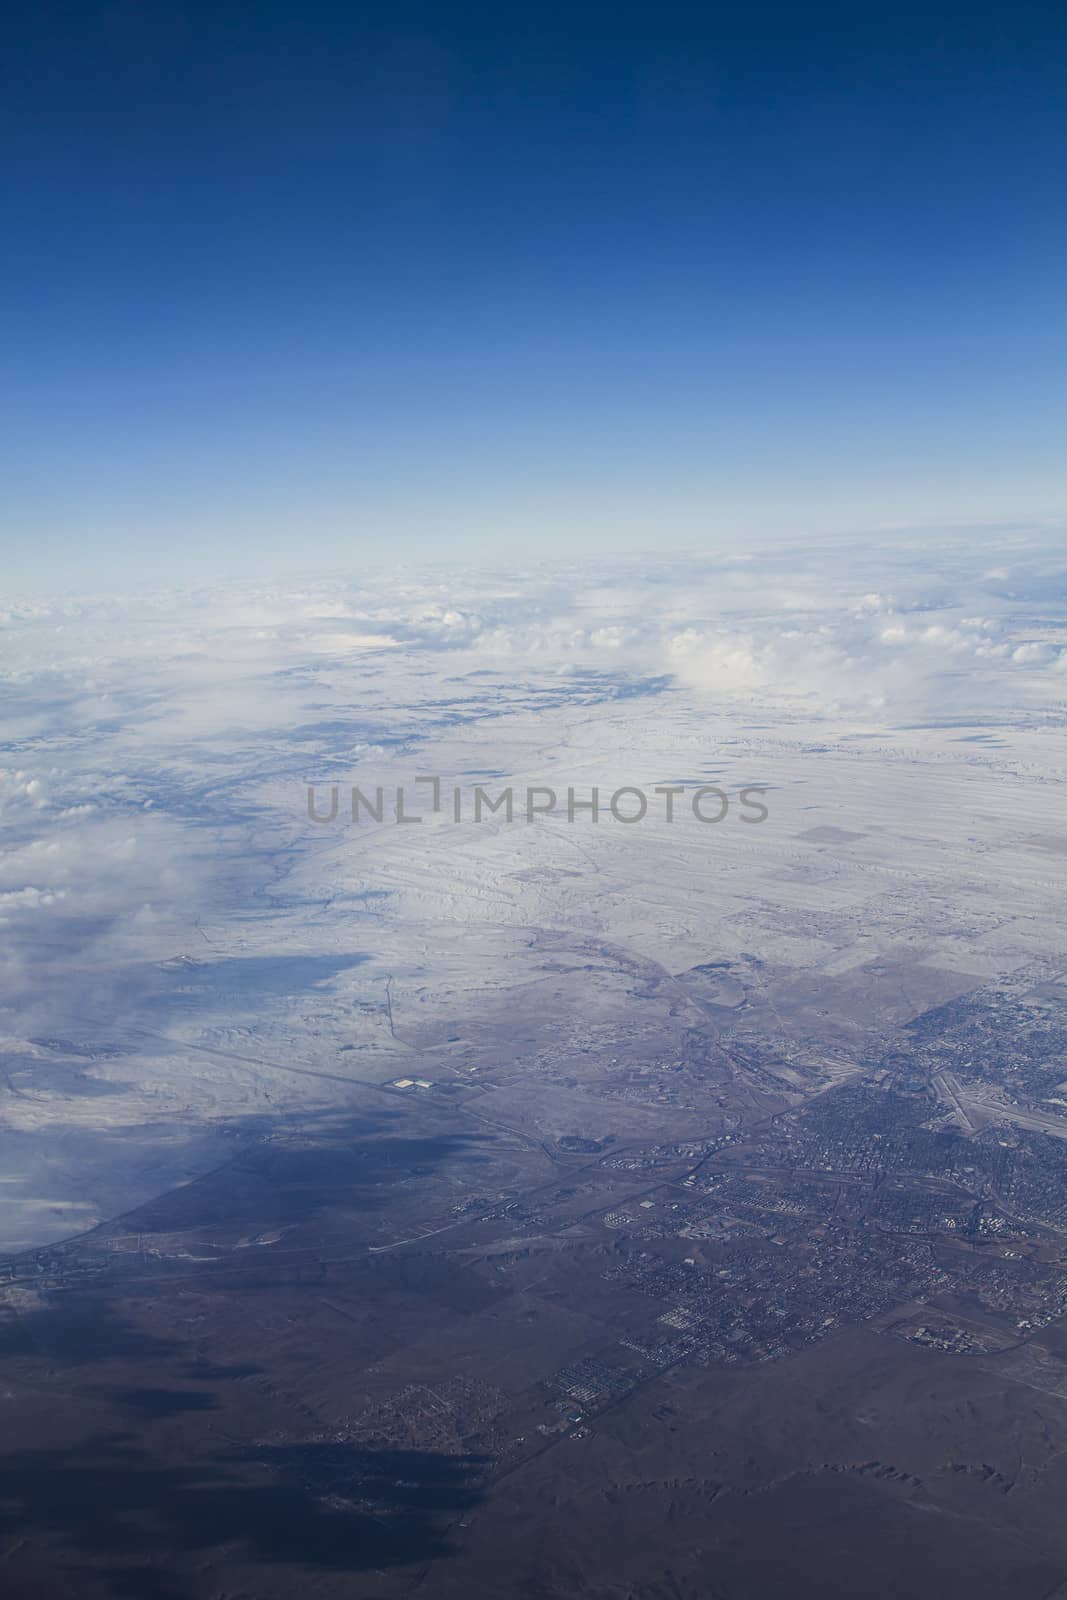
[[0, 759, 207, 1037], [667, 603, 1067, 716]]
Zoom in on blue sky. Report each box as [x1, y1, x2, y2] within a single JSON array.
[[3, 1, 1066, 588]]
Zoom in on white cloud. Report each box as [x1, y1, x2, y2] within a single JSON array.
[[1, 527, 1064, 1048]]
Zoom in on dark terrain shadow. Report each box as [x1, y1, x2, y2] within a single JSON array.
[[109, 1386, 219, 1417], [0, 1434, 487, 1595], [127, 1114, 494, 1233], [0, 1297, 180, 1363]]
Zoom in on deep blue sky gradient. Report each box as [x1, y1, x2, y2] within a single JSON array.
[[4, 2, 1066, 584]]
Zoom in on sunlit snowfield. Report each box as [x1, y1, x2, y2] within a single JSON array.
[[2, 529, 1066, 1252]]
